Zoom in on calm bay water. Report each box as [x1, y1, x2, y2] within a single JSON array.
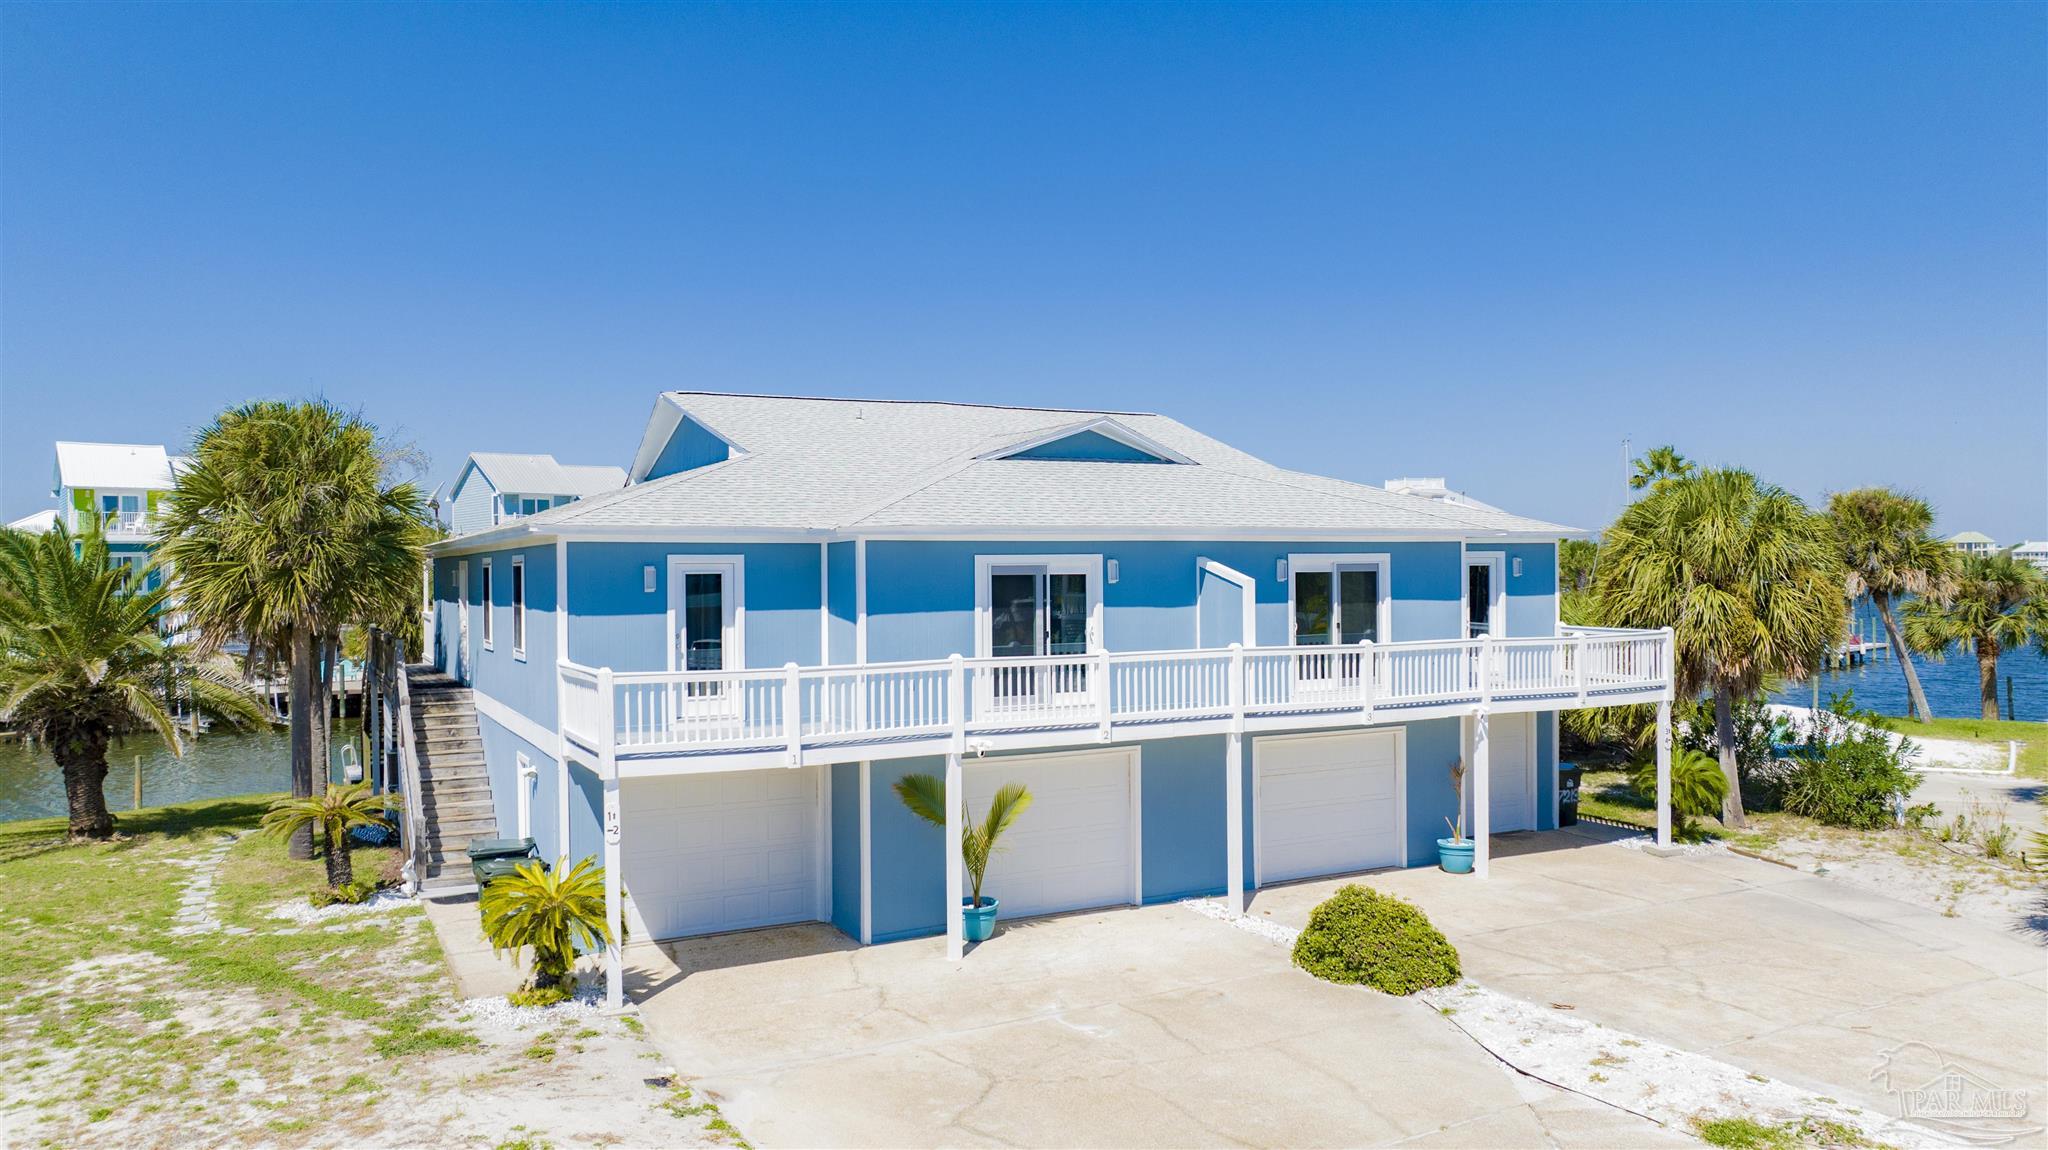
[[0, 722, 359, 824], [1766, 598, 2048, 721]]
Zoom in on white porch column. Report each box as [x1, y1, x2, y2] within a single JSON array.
[[945, 751, 965, 960], [602, 775, 623, 1009], [598, 665, 623, 1011], [1655, 698, 1673, 849], [1225, 732, 1244, 914], [1471, 709, 1491, 879]]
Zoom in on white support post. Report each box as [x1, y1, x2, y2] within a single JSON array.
[[1226, 642, 1246, 914], [1095, 648, 1112, 742], [1655, 698, 1673, 850], [947, 654, 966, 753], [1225, 732, 1244, 915], [1358, 638, 1375, 725], [783, 662, 803, 767], [944, 750, 965, 961], [1471, 709, 1491, 879], [597, 664, 623, 1010], [1574, 632, 1589, 706]]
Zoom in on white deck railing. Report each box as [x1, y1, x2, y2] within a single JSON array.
[[557, 628, 1671, 765]]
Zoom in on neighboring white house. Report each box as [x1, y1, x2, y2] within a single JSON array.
[[1947, 530, 1996, 558], [2013, 539, 2048, 574], [47, 442, 187, 547], [6, 509, 58, 533], [444, 452, 626, 537], [1383, 476, 1504, 515]]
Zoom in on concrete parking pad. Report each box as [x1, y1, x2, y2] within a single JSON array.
[[1247, 827, 2048, 1137], [628, 903, 1690, 1148]]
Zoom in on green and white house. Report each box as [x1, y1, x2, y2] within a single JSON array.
[[420, 393, 1677, 1007], [18, 441, 186, 589]]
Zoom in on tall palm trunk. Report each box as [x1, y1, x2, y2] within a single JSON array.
[[315, 631, 336, 801], [1713, 686, 1746, 828], [1976, 636, 2000, 721], [54, 727, 116, 840], [288, 624, 317, 859], [1869, 592, 1932, 722]]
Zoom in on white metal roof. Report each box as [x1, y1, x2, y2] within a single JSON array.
[[504, 392, 1576, 540], [53, 442, 182, 491], [461, 453, 627, 499], [6, 509, 57, 533]]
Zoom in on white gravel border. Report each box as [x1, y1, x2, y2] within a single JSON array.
[[456, 982, 611, 1034], [268, 889, 414, 924], [1180, 896, 1961, 1146]]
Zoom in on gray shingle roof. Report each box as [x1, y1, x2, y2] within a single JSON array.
[[465, 453, 626, 499], [515, 393, 1574, 539]]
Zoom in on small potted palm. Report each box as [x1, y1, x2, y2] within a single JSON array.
[[893, 773, 1033, 942], [1437, 758, 1474, 873], [479, 855, 614, 1006]]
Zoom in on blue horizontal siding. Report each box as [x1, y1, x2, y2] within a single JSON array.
[[565, 541, 823, 672], [645, 416, 732, 480]]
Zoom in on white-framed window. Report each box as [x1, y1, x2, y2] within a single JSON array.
[[510, 556, 526, 658], [480, 558, 494, 649], [1287, 553, 1391, 647]]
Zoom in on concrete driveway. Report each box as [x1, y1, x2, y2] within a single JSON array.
[[1249, 827, 2048, 1139], [628, 903, 1686, 1148]]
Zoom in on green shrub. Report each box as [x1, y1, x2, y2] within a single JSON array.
[[308, 876, 380, 907], [507, 983, 573, 1008], [1290, 885, 1460, 995], [1780, 696, 1920, 829], [1630, 748, 1729, 839]]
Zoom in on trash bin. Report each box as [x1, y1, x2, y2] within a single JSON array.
[[465, 836, 538, 864], [474, 855, 548, 888], [1557, 763, 1582, 827]]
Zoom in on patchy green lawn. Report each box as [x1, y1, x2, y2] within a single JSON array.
[[0, 794, 745, 1149], [1574, 768, 1656, 830], [1874, 715, 2047, 781]]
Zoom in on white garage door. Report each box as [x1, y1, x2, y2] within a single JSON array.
[[621, 766, 822, 940], [968, 749, 1136, 918], [1257, 730, 1405, 884], [1476, 713, 1535, 833]]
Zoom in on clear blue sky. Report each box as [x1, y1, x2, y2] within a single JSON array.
[[3, 2, 2042, 538]]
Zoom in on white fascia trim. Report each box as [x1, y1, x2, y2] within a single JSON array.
[[853, 528, 1574, 543], [473, 689, 561, 756], [976, 417, 1196, 465]]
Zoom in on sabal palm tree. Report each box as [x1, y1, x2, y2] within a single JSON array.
[[1902, 552, 2047, 720], [1828, 488, 1956, 722], [1593, 468, 1843, 827], [480, 857, 613, 991], [0, 522, 266, 839], [260, 782, 399, 889], [893, 774, 1034, 908], [1628, 445, 1695, 493], [155, 401, 434, 858]]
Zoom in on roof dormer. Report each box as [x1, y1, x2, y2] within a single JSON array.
[[980, 417, 1192, 465]]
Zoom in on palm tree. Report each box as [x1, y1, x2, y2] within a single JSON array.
[[155, 401, 433, 858], [480, 857, 612, 992], [1593, 468, 1843, 827], [260, 782, 399, 890], [1827, 488, 1956, 722], [1628, 445, 1695, 493], [893, 774, 1034, 908], [0, 522, 267, 839], [1901, 552, 2047, 720]]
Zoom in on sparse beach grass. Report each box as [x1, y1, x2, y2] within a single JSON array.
[[0, 794, 743, 1148]]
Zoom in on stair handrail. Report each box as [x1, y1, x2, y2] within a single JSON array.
[[370, 626, 430, 896]]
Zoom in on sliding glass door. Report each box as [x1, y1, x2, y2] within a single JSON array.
[[984, 562, 1094, 709]]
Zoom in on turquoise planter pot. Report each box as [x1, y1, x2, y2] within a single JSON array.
[[1436, 838, 1475, 874], [963, 897, 1000, 942]]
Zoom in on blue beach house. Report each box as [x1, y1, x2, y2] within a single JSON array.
[[442, 452, 627, 537], [19, 442, 187, 588], [419, 392, 1675, 1006]]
